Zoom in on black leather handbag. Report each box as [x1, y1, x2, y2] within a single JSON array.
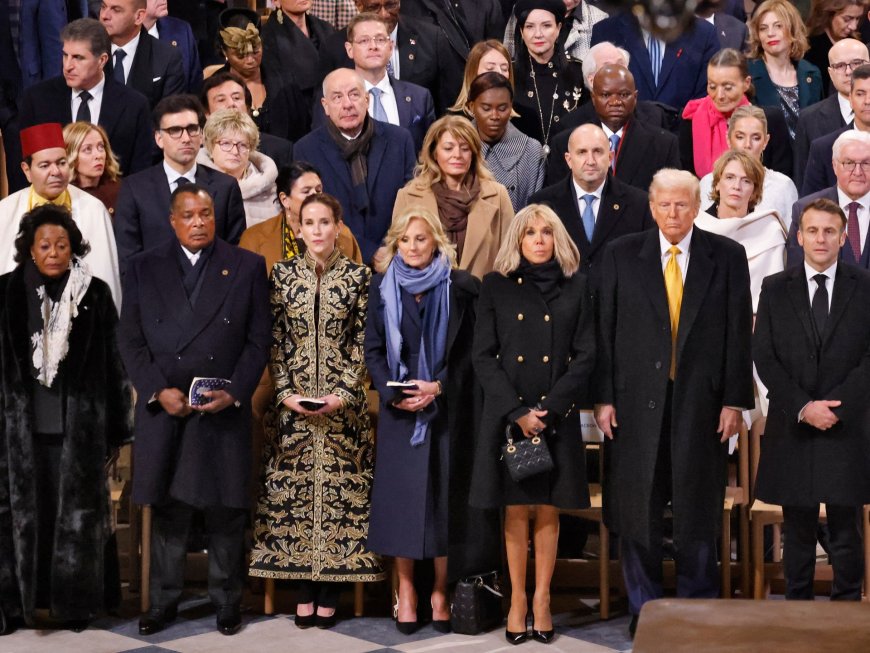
[[450, 571, 504, 635], [501, 422, 554, 482]]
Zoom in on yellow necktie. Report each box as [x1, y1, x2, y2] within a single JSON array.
[[664, 245, 683, 379]]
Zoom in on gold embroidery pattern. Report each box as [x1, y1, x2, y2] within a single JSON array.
[[249, 253, 383, 581]]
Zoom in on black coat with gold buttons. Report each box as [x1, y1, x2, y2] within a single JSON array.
[[511, 54, 585, 148], [470, 266, 596, 509]]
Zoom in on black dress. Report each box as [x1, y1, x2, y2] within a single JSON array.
[[512, 55, 585, 150], [470, 267, 595, 508]]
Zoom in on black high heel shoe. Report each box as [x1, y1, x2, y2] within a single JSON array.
[[294, 603, 316, 629], [393, 592, 419, 635], [505, 611, 529, 645], [532, 627, 555, 643]]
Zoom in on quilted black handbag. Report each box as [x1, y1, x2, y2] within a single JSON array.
[[501, 422, 554, 482], [450, 571, 503, 635]]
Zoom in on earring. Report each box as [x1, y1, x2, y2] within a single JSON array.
[[276, 4, 284, 24]]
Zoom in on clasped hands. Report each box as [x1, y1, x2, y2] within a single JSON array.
[[393, 380, 440, 413], [515, 408, 549, 438], [802, 400, 841, 430], [283, 394, 344, 416], [594, 404, 741, 443], [157, 387, 236, 417]]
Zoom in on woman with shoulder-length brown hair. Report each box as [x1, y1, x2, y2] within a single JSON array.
[[364, 207, 500, 635], [471, 203, 595, 645], [747, 0, 822, 139], [393, 115, 514, 280], [63, 122, 122, 217]]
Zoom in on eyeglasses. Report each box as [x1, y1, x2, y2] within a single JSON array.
[[353, 36, 390, 48], [838, 159, 870, 172], [216, 140, 251, 154], [160, 124, 202, 139], [830, 59, 869, 72]]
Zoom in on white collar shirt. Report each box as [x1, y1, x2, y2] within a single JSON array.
[[804, 260, 837, 311], [364, 74, 400, 125], [70, 74, 106, 124], [163, 160, 197, 191], [658, 227, 692, 283], [111, 31, 141, 83], [572, 177, 606, 224], [835, 186, 870, 255]]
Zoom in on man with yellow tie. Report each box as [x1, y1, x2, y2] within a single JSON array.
[[0, 123, 121, 308], [594, 168, 753, 638]]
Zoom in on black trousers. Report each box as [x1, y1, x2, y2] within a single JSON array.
[[149, 500, 247, 610], [620, 383, 719, 614], [782, 504, 863, 600]]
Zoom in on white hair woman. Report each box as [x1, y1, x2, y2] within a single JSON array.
[[470, 203, 596, 645]]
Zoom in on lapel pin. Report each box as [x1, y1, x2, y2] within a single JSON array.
[[613, 203, 619, 210], [222, 269, 229, 276], [408, 53, 415, 60], [806, 76, 812, 83], [405, 96, 411, 102], [171, 40, 178, 47], [409, 38, 416, 45]]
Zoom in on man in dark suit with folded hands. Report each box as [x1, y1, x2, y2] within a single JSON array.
[[114, 94, 246, 268], [119, 183, 270, 637], [754, 198, 870, 601], [595, 168, 753, 637], [531, 122, 653, 290]]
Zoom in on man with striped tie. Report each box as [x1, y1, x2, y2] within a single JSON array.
[[595, 168, 753, 638]]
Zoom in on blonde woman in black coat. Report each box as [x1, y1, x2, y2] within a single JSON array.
[[471, 203, 595, 645]]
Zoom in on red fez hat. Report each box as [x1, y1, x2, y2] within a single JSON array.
[[21, 123, 65, 159]]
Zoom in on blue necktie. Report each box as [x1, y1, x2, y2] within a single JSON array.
[[581, 194, 596, 242], [113, 49, 127, 84], [609, 133, 620, 171], [369, 87, 388, 122], [648, 36, 661, 87]]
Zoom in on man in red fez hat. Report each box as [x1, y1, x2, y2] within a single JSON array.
[[0, 123, 122, 307]]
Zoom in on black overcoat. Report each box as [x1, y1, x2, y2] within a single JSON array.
[[470, 269, 596, 509], [754, 263, 870, 506], [364, 269, 500, 581], [118, 239, 270, 510], [0, 269, 133, 622], [596, 228, 753, 549]]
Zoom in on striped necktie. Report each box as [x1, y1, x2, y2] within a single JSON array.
[[648, 36, 661, 87]]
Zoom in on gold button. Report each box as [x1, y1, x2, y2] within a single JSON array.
[[518, 277, 523, 284], [517, 355, 524, 363], [543, 356, 550, 363], [517, 313, 524, 320], [544, 314, 550, 321]]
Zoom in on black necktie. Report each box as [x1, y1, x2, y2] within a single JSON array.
[[811, 273, 828, 339], [113, 49, 127, 84], [76, 90, 92, 123], [175, 176, 191, 190]]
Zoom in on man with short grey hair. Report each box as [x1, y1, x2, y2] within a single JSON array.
[[788, 129, 870, 269]]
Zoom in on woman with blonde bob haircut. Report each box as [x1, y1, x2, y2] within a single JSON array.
[[393, 115, 514, 280], [63, 122, 122, 216], [365, 207, 501, 635], [696, 150, 787, 313], [197, 108, 279, 227], [471, 204, 596, 644]]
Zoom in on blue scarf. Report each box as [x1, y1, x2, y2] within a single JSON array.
[[381, 252, 452, 446]]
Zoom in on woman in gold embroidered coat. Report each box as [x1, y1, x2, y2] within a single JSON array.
[[249, 193, 383, 629]]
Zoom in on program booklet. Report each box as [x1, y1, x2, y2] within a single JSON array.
[[189, 377, 232, 406]]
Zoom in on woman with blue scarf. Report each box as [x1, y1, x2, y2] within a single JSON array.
[[471, 204, 596, 645], [365, 208, 500, 635]]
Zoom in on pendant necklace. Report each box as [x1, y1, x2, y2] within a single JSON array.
[[529, 55, 558, 156]]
